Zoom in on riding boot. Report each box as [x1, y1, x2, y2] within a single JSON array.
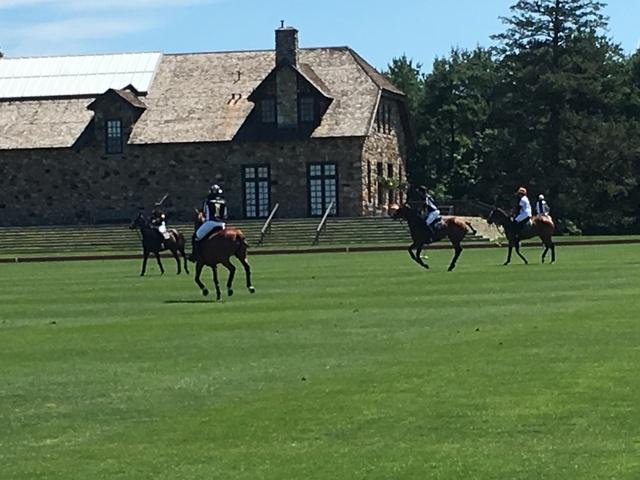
[[188, 234, 199, 263], [425, 223, 435, 243]]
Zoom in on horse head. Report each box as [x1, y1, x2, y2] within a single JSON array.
[[391, 203, 411, 221], [129, 212, 147, 230], [486, 208, 509, 226]]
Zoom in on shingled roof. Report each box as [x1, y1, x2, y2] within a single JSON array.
[[0, 47, 403, 150]]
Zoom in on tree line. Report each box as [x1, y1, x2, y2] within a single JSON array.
[[385, 0, 640, 234]]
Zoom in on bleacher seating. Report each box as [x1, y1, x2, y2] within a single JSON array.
[[0, 216, 489, 257]]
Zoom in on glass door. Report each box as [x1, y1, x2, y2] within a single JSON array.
[[308, 163, 337, 216], [243, 165, 270, 218]]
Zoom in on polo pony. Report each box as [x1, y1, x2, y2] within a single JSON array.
[[192, 210, 255, 301], [129, 212, 189, 276], [392, 203, 477, 271], [486, 208, 556, 265]]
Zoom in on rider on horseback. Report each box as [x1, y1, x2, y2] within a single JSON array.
[[150, 206, 170, 247], [535, 194, 551, 217], [415, 185, 441, 241], [513, 187, 532, 239], [189, 184, 227, 263]]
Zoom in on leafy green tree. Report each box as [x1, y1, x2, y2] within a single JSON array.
[[489, 0, 637, 231], [418, 47, 497, 200], [383, 55, 425, 185], [383, 54, 424, 124]]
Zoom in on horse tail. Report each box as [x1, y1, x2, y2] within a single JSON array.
[[465, 221, 477, 235]]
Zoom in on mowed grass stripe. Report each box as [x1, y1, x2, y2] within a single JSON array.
[[1, 245, 639, 479]]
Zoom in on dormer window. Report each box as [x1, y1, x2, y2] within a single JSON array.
[[299, 95, 315, 123], [261, 98, 276, 123], [105, 119, 123, 154]]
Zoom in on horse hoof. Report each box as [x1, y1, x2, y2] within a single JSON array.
[[202, 289, 209, 297], [228, 289, 234, 297], [249, 286, 256, 294]]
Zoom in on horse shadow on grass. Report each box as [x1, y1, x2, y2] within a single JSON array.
[[164, 299, 216, 304]]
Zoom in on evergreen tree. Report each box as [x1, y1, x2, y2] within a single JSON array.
[[383, 54, 424, 125], [490, 0, 630, 231], [383, 55, 425, 185], [419, 47, 497, 200]]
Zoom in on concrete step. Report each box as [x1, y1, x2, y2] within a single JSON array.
[[0, 216, 491, 256]]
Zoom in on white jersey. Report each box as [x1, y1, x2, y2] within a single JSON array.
[[536, 199, 550, 216], [515, 196, 532, 222]]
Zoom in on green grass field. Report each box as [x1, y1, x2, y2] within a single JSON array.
[[2, 245, 640, 479]]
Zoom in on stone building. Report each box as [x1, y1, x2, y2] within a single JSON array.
[[0, 26, 410, 226]]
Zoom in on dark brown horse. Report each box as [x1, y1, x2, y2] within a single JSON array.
[[192, 210, 255, 300], [487, 208, 556, 265], [129, 212, 189, 276], [392, 204, 477, 271]]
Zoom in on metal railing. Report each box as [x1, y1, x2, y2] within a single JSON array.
[[256, 203, 279, 246], [312, 200, 335, 245]]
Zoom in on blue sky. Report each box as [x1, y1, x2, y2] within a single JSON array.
[[1, 0, 638, 71]]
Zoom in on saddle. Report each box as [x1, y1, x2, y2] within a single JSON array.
[[203, 226, 224, 241], [426, 218, 445, 241]]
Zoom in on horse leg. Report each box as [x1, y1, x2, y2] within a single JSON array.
[[504, 243, 513, 265], [194, 262, 209, 297], [154, 251, 165, 275], [407, 244, 418, 263], [170, 248, 181, 274], [222, 260, 236, 297], [515, 241, 528, 264], [448, 243, 462, 272], [415, 244, 430, 269], [140, 249, 149, 276], [541, 244, 549, 264], [212, 265, 221, 301], [236, 252, 255, 293], [181, 246, 190, 275], [550, 240, 556, 264]]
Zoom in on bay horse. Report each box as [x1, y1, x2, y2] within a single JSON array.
[[129, 212, 189, 276], [192, 210, 255, 300], [392, 204, 477, 271], [486, 208, 556, 265]]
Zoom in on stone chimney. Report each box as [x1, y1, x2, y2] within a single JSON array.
[[275, 24, 298, 66]]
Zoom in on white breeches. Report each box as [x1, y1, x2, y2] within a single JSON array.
[[425, 210, 440, 226], [196, 220, 225, 240], [158, 222, 167, 234]]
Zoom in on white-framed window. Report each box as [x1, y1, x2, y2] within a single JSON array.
[[261, 98, 276, 124], [243, 165, 270, 218], [308, 163, 337, 216], [299, 95, 315, 123], [105, 119, 123, 154]]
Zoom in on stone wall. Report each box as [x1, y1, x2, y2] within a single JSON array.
[[0, 137, 367, 226], [361, 96, 408, 215], [276, 67, 298, 128]]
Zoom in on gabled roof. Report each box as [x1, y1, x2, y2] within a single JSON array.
[[0, 47, 405, 150], [87, 88, 147, 112], [247, 61, 333, 103], [296, 63, 332, 99]]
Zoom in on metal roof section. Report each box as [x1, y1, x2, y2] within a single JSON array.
[[0, 52, 162, 99]]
